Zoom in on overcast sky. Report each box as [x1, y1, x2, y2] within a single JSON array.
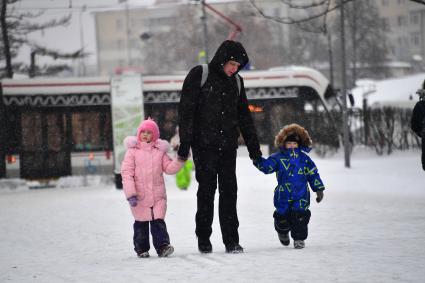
[[12, 0, 156, 66]]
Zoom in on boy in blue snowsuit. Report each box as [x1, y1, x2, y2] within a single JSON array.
[[253, 123, 325, 249]]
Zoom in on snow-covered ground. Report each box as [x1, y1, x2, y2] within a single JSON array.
[[1, 148, 424, 283]]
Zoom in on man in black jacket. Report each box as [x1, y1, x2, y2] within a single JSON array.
[[177, 40, 262, 253], [411, 79, 425, 171]]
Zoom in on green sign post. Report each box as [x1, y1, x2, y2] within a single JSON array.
[[110, 74, 144, 189]]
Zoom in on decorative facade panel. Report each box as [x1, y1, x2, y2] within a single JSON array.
[[3, 87, 302, 106]]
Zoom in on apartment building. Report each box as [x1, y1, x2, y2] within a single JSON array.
[[376, 0, 425, 65], [95, 2, 179, 75]]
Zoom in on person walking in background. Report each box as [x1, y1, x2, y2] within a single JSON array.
[[253, 123, 325, 249], [177, 40, 262, 254], [121, 118, 185, 258], [411, 80, 425, 171], [170, 126, 193, 190]]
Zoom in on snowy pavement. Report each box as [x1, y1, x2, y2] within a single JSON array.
[[0, 149, 424, 282]]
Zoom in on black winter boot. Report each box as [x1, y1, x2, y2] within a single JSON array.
[[198, 238, 212, 253], [278, 232, 290, 246], [225, 243, 244, 253]]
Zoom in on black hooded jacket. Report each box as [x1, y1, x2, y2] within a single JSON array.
[[177, 40, 262, 160], [411, 99, 425, 138]]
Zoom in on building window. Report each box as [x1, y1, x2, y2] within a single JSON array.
[[116, 19, 123, 31], [381, 17, 390, 31], [397, 16, 407, 26], [130, 39, 138, 48], [410, 12, 419, 25], [411, 33, 420, 46], [390, 45, 396, 56], [131, 18, 138, 27]]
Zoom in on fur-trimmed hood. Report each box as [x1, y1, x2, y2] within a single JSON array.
[[274, 123, 312, 148], [123, 136, 170, 153]]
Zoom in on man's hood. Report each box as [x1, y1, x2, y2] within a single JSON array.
[[209, 40, 249, 76]]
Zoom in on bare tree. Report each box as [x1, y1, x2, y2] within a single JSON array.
[[343, 1, 388, 86], [140, 3, 284, 74], [27, 44, 87, 77], [249, 0, 425, 27], [140, 5, 207, 74], [248, 0, 424, 85], [228, 5, 287, 69], [0, 0, 76, 78]]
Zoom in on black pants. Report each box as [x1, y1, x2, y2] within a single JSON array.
[[273, 210, 311, 241], [192, 147, 239, 246], [421, 137, 425, 171], [133, 219, 170, 254]]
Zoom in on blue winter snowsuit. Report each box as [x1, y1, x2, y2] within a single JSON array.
[[254, 146, 325, 241]]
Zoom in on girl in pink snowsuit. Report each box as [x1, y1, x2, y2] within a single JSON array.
[[121, 118, 184, 258]]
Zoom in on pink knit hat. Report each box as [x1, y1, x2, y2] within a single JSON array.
[[137, 118, 160, 142]]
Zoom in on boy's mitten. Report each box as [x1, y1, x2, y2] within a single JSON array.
[[127, 196, 138, 207], [252, 157, 262, 167], [316, 191, 324, 203]]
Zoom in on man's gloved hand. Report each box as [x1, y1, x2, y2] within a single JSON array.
[[127, 196, 138, 207], [249, 150, 262, 162], [178, 155, 188, 162], [316, 191, 324, 203], [177, 143, 190, 161]]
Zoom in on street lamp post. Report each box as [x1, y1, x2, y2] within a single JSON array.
[[340, 0, 351, 168], [119, 0, 131, 66], [0, 85, 5, 178], [79, 5, 87, 76], [125, 1, 131, 66], [200, 0, 209, 64]]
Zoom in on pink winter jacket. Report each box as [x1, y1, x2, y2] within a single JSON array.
[[121, 136, 184, 221]]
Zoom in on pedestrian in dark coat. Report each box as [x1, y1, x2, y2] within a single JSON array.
[[177, 40, 262, 254], [411, 80, 425, 171]]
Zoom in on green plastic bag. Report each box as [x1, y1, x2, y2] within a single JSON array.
[[176, 160, 193, 190]]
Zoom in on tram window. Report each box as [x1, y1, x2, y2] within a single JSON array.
[[46, 113, 67, 152], [21, 112, 43, 151], [162, 108, 178, 140], [72, 111, 112, 151], [304, 103, 313, 112]]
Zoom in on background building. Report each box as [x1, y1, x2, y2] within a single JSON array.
[[376, 0, 425, 69], [95, 3, 179, 75], [94, 0, 291, 75]]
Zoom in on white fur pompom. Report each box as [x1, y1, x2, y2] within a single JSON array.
[[123, 136, 138, 149], [155, 139, 170, 153]]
